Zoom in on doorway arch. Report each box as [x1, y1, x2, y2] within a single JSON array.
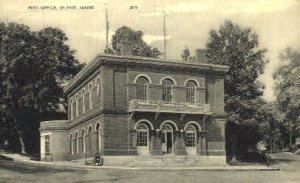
[[161, 123, 175, 154]]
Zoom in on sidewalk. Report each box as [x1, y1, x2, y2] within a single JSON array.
[[0, 153, 279, 171]]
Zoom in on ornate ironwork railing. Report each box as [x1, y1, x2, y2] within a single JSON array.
[[129, 100, 210, 114]]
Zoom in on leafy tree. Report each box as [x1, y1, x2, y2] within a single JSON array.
[[274, 47, 300, 148], [0, 22, 84, 154], [181, 47, 190, 62], [111, 26, 161, 58], [205, 20, 268, 160], [256, 102, 284, 153]]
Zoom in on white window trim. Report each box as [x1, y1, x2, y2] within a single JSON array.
[[136, 124, 149, 147]]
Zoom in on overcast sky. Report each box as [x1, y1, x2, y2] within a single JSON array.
[[1, 0, 299, 101]]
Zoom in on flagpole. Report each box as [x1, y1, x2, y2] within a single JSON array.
[[105, 3, 109, 52], [163, 11, 167, 59]]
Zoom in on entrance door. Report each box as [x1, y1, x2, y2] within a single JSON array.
[[161, 124, 173, 154], [166, 132, 173, 154]]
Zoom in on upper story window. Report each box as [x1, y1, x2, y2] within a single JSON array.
[[186, 80, 197, 105], [72, 99, 76, 119], [96, 77, 101, 96], [136, 77, 149, 101], [75, 94, 79, 117], [162, 79, 174, 103], [70, 98, 73, 120], [81, 89, 86, 113], [88, 83, 93, 109]]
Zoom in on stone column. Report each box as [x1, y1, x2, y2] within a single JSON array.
[[174, 131, 186, 155]]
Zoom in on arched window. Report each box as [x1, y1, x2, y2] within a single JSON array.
[[185, 125, 196, 147], [88, 83, 93, 110], [95, 123, 101, 151], [69, 134, 73, 155], [72, 99, 76, 119], [137, 124, 148, 147], [74, 132, 78, 153], [87, 126, 92, 152], [186, 81, 197, 104], [136, 77, 149, 101], [162, 79, 174, 103], [75, 94, 79, 117], [70, 98, 73, 120], [96, 77, 101, 96], [82, 89, 86, 114], [81, 129, 86, 153]]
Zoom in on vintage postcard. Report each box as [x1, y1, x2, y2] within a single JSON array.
[[0, 0, 299, 182]]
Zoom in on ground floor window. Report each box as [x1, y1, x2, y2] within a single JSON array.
[[137, 124, 148, 146], [70, 134, 73, 154], [44, 135, 50, 155], [185, 125, 196, 147]]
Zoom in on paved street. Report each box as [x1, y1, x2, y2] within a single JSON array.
[[0, 153, 300, 183]]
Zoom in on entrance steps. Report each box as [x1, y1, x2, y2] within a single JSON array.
[[126, 155, 226, 167]]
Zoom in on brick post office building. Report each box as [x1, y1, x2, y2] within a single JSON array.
[[40, 46, 229, 164]]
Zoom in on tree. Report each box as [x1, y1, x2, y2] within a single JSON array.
[[256, 102, 284, 153], [0, 22, 84, 154], [111, 26, 161, 58], [274, 47, 300, 149], [181, 47, 190, 62], [205, 20, 268, 160]]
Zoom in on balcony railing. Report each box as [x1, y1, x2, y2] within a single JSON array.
[[129, 99, 210, 114]]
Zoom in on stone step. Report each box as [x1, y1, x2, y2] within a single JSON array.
[[126, 156, 217, 167]]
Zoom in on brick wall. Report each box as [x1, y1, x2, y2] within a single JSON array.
[[102, 114, 137, 155], [206, 117, 226, 156]]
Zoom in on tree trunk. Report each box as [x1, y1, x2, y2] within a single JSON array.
[[17, 130, 26, 154], [289, 128, 293, 149]]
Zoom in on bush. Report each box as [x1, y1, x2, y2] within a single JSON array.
[[240, 149, 268, 163], [289, 144, 299, 153]]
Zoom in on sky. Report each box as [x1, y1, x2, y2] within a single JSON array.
[[0, 0, 299, 101]]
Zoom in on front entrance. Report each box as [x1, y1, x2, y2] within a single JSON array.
[[161, 124, 173, 154]]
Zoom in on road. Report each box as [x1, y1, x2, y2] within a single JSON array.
[[0, 153, 300, 183]]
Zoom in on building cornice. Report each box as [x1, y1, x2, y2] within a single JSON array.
[[64, 54, 229, 94]]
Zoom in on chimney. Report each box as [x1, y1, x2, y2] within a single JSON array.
[[120, 40, 133, 56], [195, 49, 206, 62]]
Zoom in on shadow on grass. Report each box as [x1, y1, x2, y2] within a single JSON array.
[[0, 160, 86, 174]]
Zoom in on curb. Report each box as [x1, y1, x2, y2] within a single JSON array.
[[91, 165, 280, 171], [0, 160, 279, 171]]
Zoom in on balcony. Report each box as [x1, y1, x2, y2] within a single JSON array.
[[129, 99, 211, 114]]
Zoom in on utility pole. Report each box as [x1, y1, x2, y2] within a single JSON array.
[[163, 11, 166, 59]]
